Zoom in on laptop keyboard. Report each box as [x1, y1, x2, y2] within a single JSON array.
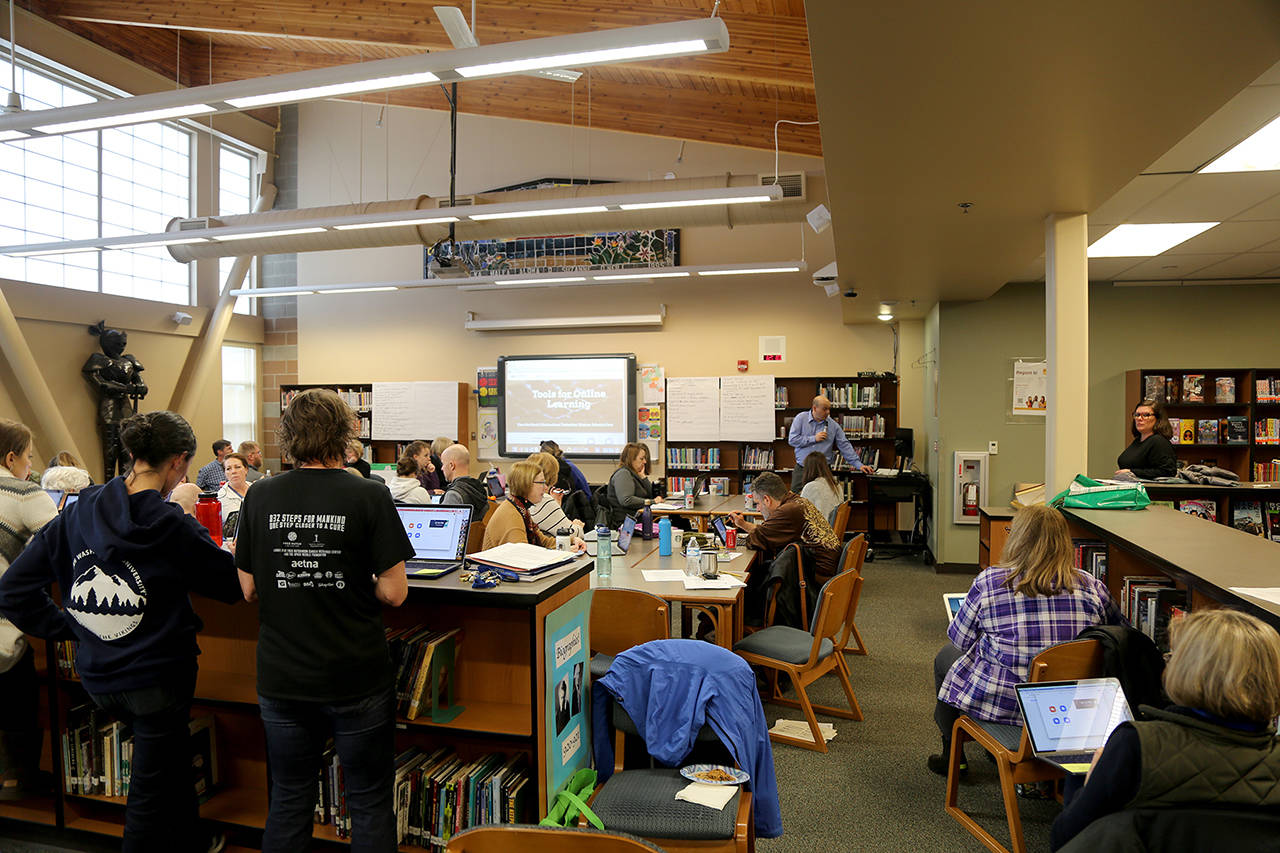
[[1052, 752, 1095, 765]]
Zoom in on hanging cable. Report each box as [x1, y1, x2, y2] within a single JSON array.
[[6, 0, 19, 111], [773, 119, 819, 184]]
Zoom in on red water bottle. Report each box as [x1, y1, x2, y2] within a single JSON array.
[[195, 491, 223, 546]]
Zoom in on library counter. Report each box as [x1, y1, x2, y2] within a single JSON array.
[[1064, 505, 1280, 628]]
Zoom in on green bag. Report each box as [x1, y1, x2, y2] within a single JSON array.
[[540, 767, 603, 830], [1049, 474, 1150, 510]]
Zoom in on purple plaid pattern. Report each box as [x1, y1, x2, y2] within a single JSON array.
[[938, 567, 1124, 725]]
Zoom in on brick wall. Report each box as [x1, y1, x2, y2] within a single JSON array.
[[260, 106, 299, 472]]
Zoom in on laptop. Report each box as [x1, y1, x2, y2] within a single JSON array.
[[62, 493, 79, 511], [942, 592, 966, 621], [584, 516, 637, 557], [397, 504, 472, 580], [690, 473, 711, 507], [1015, 678, 1134, 773], [712, 516, 731, 547], [44, 489, 65, 510]]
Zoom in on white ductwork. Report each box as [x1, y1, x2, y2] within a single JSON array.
[[165, 174, 810, 263]]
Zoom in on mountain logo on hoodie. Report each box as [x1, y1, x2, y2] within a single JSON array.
[[67, 561, 148, 641]]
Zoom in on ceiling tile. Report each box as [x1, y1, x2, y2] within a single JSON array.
[[1113, 253, 1236, 280], [1130, 172, 1280, 222], [1089, 174, 1184, 226], [1145, 84, 1280, 173], [1087, 257, 1145, 280], [1162, 219, 1280, 253], [1250, 61, 1280, 87], [1232, 190, 1280, 221], [1183, 252, 1280, 277]]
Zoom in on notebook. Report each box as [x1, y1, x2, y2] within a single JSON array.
[[942, 592, 966, 621], [397, 504, 472, 580], [1015, 678, 1134, 773]]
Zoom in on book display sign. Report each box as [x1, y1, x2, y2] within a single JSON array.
[[1012, 361, 1048, 416], [544, 589, 592, 802]]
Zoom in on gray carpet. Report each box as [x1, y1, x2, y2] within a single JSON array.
[[756, 553, 1059, 852]]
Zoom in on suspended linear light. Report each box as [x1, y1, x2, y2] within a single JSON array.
[[468, 206, 611, 221], [618, 194, 775, 210], [35, 104, 217, 135], [333, 216, 460, 231], [210, 227, 327, 242], [225, 71, 441, 110], [593, 271, 691, 280], [697, 265, 803, 276]]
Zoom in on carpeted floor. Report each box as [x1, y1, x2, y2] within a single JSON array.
[[756, 553, 1060, 853]]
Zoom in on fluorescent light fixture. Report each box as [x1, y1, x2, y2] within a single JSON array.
[[593, 271, 690, 280], [1201, 114, 1280, 173], [464, 305, 667, 331], [877, 313, 894, 321], [698, 266, 803, 276], [317, 286, 399, 294], [225, 71, 440, 109], [0, 18, 728, 139], [619, 194, 773, 210], [211, 227, 327, 242], [468, 205, 610, 221], [35, 104, 216, 134], [126, 236, 215, 248], [8, 245, 102, 257], [1086, 223, 1219, 257], [333, 216, 459, 230], [503, 276, 587, 285]]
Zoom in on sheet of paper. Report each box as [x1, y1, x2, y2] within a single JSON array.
[[674, 781, 737, 811], [469, 542, 574, 570], [716, 551, 744, 561], [769, 719, 836, 742], [666, 376, 721, 441], [718, 373, 775, 441], [652, 502, 686, 511], [1228, 587, 1280, 607], [682, 575, 746, 590], [642, 570, 688, 583]]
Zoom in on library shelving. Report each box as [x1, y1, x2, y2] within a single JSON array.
[[6, 566, 593, 850]]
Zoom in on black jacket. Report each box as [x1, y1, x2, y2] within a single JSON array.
[[1076, 623, 1166, 715], [441, 476, 490, 526]]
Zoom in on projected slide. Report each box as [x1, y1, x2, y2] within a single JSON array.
[[500, 355, 635, 457]]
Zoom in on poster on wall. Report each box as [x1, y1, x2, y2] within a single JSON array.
[[639, 365, 666, 405], [544, 590, 593, 801], [476, 367, 498, 408], [1012, 361, 1048, 416], [477, 412, 499, 458]]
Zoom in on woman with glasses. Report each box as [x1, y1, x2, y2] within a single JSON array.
[[1115, 399, 1176, 479], [482, 460, 585, 551]]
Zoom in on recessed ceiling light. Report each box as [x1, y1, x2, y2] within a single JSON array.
[[1201, 114, 1280, 173], [1086, 223, 1219, 258]]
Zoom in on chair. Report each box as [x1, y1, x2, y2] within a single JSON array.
[[465, 518, 486, 555], [446, 824, 666, 852], [837, 535, 869, 655], [944, 638, 1104, 853], [734, 570, 864, 753], [830, 501, 852, 540], [589, 588, 669, 681], [741, 543, 810, 636]]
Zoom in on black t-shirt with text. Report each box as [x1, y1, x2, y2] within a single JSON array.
[[235, 468, 413, 702]]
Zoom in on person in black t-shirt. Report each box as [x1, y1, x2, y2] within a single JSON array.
[[236, 389, 411, 853]]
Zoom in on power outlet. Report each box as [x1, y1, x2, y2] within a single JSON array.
[[988, 441, 999, 455]]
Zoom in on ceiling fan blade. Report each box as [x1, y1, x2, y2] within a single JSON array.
[[433, 6, 480, 49]]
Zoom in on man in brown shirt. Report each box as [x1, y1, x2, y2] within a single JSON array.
[[728, 472, 842, 582]]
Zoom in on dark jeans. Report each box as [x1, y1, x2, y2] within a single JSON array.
[[258, 687, 396, 853], [791, 465, 806, 491], [934, 643, 963, 749], [90, 670, 200, 853], [0, 645, 39, 732]]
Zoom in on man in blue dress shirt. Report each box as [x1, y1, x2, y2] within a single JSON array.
[[787, 395, 865, 489]]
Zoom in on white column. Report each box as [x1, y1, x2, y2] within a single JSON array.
[[1045, 213, 1089, 494]]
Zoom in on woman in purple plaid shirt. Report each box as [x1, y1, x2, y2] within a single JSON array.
[[929, 505, 1124, 775]]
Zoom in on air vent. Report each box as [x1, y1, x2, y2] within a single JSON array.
[[758, 172, 805, 200], [175, 217, 221, 231], [437, 195, 476, 208]]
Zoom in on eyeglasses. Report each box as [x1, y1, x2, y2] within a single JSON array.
[[533, 479, 548, 485], [1133, 412, 1156, 419]]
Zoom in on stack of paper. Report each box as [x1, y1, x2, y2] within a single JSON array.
[[682, 575, 745, 590], [769, 719, 836, 742], [674, 781, 737, 811]]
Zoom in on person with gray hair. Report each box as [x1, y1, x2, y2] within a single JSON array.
[[440, 444, 490, 524], [728, 471, 842, 582]]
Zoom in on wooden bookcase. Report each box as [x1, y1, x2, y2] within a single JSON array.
[[8, 568, 592, 850]]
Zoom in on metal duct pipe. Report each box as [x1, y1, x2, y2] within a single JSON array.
[[167, 174, 807, 263]]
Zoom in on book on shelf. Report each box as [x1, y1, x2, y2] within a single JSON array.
[[1257, 419, 1280, 444], [709, 476, 729, 496], [774, 387, 789, 409], [1255, 462, 1280, 482], [1149, 587, 1188, 653], [1071, 540, 1108, 582], [1257, 377, 1280, 404], [1226, 415, 1248, 444], [740, 445, 775, 470], [1179, 421, 1196, 444], [1196, 419, 1219, 445], [1165, 377, 1181, 403], [1267, 502, 1280, 542], [1168, 418, 1181, 444], [388, 625, 462, 720], [816, 382, 880, 408], [1183, 374, 1205, 403], [839, 414, 886, 437], [665, 446, 720, 470], [1143, 374, 1165, 402], [1177, 498, 1217, 523], [60, 708, 216, 801], [1215, 376, 1236, 403], [1231, 500, 1266, 537]]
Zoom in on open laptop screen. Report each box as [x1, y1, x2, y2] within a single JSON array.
[[396, 505, 471, 561], [1017, 678, 1132, 754]]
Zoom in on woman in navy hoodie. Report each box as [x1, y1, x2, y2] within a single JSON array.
[[0, 410, 240, 853]]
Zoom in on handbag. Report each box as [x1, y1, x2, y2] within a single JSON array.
[[1049, 475, 1151, 510], [540, 767, 603, 829]]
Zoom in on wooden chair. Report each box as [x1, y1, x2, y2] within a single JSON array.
[[830, 501, 853, 540], [734, 570, 864, 753], [590, 589, 670, 657], [465, 518, 486, 555], [944, 638, 1104, 853], [837, 535, 869, 655], [447, 824, 666, 852]]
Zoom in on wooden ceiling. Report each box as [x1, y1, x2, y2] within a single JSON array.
[[18, 0, 819, 155]]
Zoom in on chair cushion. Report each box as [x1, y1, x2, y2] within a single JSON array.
[[591, 768, 740, 840], [733, 625, 832, 664], [969, 718, 1024, 752]]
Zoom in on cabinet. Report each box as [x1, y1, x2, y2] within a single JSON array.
[[978, 506, 1016, 570]]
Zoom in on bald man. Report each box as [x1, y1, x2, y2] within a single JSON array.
[[439, 444, 490, 523], [787, 395, 866, 489]]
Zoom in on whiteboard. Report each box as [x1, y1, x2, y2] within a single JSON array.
[[666, 377, 721, 441], [719, 374, 776, 441], [371, 381, 460, 441]]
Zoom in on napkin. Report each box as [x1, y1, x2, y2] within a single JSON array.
[[769, 719, 837, 742], [674, 781, 738, 811]]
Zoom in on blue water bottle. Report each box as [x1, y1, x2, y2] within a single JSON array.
[[658, 517, 672, 556], [595, 524, 612, 581]]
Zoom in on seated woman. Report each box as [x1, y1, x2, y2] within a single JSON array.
[[403, 440, 444, 494], [798, 452, 842, 522], [387, 449, 434, 504], [541, 439, 590, 495], [930, 504, 1124, 775], [526, 452, 585, 536], [217, 452, 253, 515], [605, 442, 662, 528], [483, 461, 584, 551], [1051, 608, 1280, 850], [343, 438, 372, 478], [1115, 398, 1177, 479]]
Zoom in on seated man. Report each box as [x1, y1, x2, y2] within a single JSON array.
[[439, 444, 490, 524], [728, 471, 842, 626]]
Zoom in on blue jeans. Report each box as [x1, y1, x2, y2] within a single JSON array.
[[258, 688, 396, 853], [91, 671, 200, 853]]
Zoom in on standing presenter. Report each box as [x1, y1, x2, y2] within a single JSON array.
[[787, 395, 866, 490]]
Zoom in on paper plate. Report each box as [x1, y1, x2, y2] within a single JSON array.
[[680, 764, 749, 786]]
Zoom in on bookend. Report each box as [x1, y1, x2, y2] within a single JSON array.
[[430, 636, 465, 724]]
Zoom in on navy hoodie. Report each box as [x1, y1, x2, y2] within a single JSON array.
[[0, 477, 240, 694]]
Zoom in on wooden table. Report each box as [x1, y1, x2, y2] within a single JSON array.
[[709, 494, 764, 519]]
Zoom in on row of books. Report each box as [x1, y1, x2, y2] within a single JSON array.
[[666, 447, 720, 469], [841, 415, 887, 438], [1257, 419, 1280, 444], [390, 627, 461, 721], [1121, 577, 1187, 653], [1143, 374, 1238, 404], [741, 446, 775, 470], [1229, 500, 1280, 541], [1072, 539, 1108, 582], [1257, 378, 1280, 403], [54, 639, 79, 679], [664, 476, 729, 496], [61, 705, 217, 802], [281, 387, 373, 410], [1253, 461, 1280, 482], [834, 447, 882, 470], [317, 746, 529, 849], [817, 382, 881, 408], [1170, 417, 1248, 445], [775, 387, 790, 408]]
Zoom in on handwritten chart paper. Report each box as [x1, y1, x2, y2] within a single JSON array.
[[666, 377, 721, 441], [371, 381, 459, 440], [719, 374, 775, 441]]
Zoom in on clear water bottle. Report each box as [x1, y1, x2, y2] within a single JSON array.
[[595, 524, 612, 581], [685, 536, 701, 577]]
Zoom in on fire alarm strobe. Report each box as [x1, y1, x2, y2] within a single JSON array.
[[737, 360, 749, 372]]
